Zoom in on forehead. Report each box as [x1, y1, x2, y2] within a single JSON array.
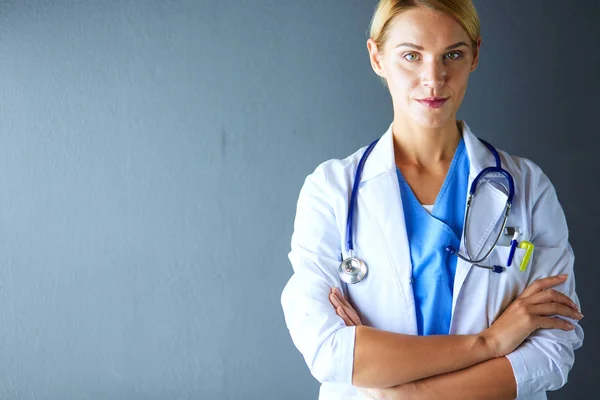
[[385, 7, 470, 49]]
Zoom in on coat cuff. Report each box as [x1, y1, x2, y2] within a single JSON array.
[[326, 326, 357, 384], [505, 342, 558, 397]]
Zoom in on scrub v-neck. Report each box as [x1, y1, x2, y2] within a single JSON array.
[[396, 139, 469, 335]]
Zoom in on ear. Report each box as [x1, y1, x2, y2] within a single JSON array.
[[471, 37, 482, 71], [367, 38, 385, 77]]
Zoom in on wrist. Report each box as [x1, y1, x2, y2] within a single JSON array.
[[477, 330, 500, 360]]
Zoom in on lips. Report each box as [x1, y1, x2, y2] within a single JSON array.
[[417, 98, 448, 109]]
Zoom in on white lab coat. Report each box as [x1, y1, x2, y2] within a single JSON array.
[[281, 121, 584, 399]]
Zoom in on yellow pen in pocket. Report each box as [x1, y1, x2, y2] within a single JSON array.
[[518, 241, 535, 271]]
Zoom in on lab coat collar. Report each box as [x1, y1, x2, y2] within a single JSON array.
[[360, 120, 496, 182], [460, 120, 497, 179]]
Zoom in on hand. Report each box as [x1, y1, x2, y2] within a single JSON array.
[[328, 287, 363, 326], [482, 274, 583, 358]]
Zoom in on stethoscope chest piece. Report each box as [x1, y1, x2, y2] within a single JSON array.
[[338, 256, 368, 284]]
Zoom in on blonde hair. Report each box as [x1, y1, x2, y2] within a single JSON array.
[[369, 0, 480, 52]]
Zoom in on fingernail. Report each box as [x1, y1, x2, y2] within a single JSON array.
[[577, 313, 584, 319], [559, 274, 568, 279]]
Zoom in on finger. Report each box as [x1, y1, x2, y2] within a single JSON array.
[[519, 274, 568, 298], [329, 292, 343, 309], [330, 292, 360, 322], [529, 303, 583, 321], [331, 288, 363, 326], [337, 307, 354, 326], [527, 289, 579, 311], [535, 316, 576, 331], [333, 287, 354, 309], [345, 306, 363, 326], [331, 290, 362, 326], [335, 306, 351, 325]]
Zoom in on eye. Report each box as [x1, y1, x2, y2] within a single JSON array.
[[444, 51, 462, 60], [403, 52, 420, 62]]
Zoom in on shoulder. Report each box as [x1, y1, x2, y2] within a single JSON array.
[[494, 147, 569, 244], [462, 121, 554, 194], [496, 148, 565, 226], [302, 144, 369, 196], [496, 148, 555, 196], [293, 145, 369, 234]]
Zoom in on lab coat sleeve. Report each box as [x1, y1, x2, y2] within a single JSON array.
[[505, 164, 584, 397], [281, 163, 356, 384]]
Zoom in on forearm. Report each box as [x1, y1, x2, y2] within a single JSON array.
[[371, 356, 515, 400], [353, 326, 495, 388], [411, 356, 515, 399]]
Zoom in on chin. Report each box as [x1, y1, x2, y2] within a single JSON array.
[[412, 114, 453, 129]]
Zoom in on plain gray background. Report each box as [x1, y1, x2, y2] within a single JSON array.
[[0, 0, 597, 399]]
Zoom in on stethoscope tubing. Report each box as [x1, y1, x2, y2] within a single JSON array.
[[345, 138, 379, 253], [341, 135, 516, 283]]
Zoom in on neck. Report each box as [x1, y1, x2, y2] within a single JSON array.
[[392, 119, 462, 167]]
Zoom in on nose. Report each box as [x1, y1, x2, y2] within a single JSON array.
[[420, 59, 446, 89]]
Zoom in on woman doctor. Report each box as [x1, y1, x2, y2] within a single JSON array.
[[281, 1, 584, 399]]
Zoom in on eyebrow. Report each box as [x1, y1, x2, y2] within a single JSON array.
[[394, 41, 469, 51]]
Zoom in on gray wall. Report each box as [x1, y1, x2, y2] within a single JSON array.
[[0, 0, 596, 399]]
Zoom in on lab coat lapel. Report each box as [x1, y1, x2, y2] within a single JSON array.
[[358, 124, 416, 323], [452, 122, 508, 307]]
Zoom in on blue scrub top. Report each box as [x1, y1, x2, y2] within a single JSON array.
[[396, 139, 470, 336]]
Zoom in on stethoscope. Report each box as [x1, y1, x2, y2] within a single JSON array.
[[339, 137, 518, 284]]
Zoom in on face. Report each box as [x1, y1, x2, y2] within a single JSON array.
[[368, 7, 481, 129]]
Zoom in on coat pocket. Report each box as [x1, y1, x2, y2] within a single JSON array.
[[487, 245, 532, 324]]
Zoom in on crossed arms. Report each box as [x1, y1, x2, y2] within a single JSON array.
[[329, 277, 581, 399]]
